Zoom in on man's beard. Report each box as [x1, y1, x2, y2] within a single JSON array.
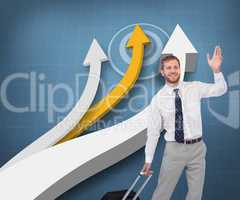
[[165, 74, 180, 84]]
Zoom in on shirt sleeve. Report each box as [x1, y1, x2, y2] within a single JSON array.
[[145, 97, 162, 164], [196, 72, 228, 98]]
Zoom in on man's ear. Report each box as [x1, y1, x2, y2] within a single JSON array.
[[160, 68, 164, 77]]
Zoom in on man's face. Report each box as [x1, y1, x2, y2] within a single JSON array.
[[160, 59, 181, 84]]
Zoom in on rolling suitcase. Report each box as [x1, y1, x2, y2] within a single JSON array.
[[101, 171, 153, 200]]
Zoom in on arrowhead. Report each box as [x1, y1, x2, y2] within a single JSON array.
[[126, 24, 151, 48], [83, 39, 108, 66], [162, 24, 197, 54], [162, 24, 198, 74]]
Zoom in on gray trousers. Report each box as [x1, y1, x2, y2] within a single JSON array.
[[152, 140, 207, 200]]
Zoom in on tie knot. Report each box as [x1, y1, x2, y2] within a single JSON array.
[[173, 88, 179, 94]]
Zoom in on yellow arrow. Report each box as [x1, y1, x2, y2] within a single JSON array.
[[56, 24, 150, 144]]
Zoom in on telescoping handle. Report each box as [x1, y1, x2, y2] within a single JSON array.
[[121, 171, 153, 200]]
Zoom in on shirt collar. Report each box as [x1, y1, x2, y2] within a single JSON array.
[[163, 81, 184, 95]]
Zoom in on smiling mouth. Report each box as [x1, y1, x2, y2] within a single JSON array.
[[169, 74, 178, 78]]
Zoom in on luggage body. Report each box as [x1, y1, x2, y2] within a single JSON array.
[[101, 172, 153, 200]]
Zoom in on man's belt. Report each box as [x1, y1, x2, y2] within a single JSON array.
[[179, 137, 202, 144]]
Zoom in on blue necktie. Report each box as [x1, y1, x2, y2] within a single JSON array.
[[173, 88, 184, 142]]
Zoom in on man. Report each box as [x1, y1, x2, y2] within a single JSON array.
[[141, 46, 228, 200]]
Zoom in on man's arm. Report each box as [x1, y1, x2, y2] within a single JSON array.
[[197, 72, 228, 98], [145, 97, 162, 157], [197, 46, 228, 98], [142, 97, 162, 176]]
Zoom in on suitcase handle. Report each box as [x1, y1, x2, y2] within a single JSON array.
[[121, 171, 153, 200]]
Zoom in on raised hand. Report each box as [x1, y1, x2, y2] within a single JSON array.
[[207, 46, 223, 73]]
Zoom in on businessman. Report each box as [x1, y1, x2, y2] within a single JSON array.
[[141, 46, 228, 200]]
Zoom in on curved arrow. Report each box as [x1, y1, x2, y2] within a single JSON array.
[[162, 24, 197, 81], [0, 107, 149, 200], [56, 24, 150, 144], [1, 39, 108, 170]]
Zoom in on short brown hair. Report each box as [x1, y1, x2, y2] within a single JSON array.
[[160, 55, 180, 69]]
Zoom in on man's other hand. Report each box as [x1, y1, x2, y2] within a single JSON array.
[[141, 163, 153, 176]]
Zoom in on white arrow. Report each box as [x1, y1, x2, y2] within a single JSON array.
[[1, 38, 108, 170], [162, 24, 198, 81], [0, 107, 149, 200]]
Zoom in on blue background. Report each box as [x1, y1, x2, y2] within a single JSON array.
[[0, 0, 239, 199]]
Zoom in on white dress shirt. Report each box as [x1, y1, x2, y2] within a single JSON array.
[[145, 72, 228, 163]]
